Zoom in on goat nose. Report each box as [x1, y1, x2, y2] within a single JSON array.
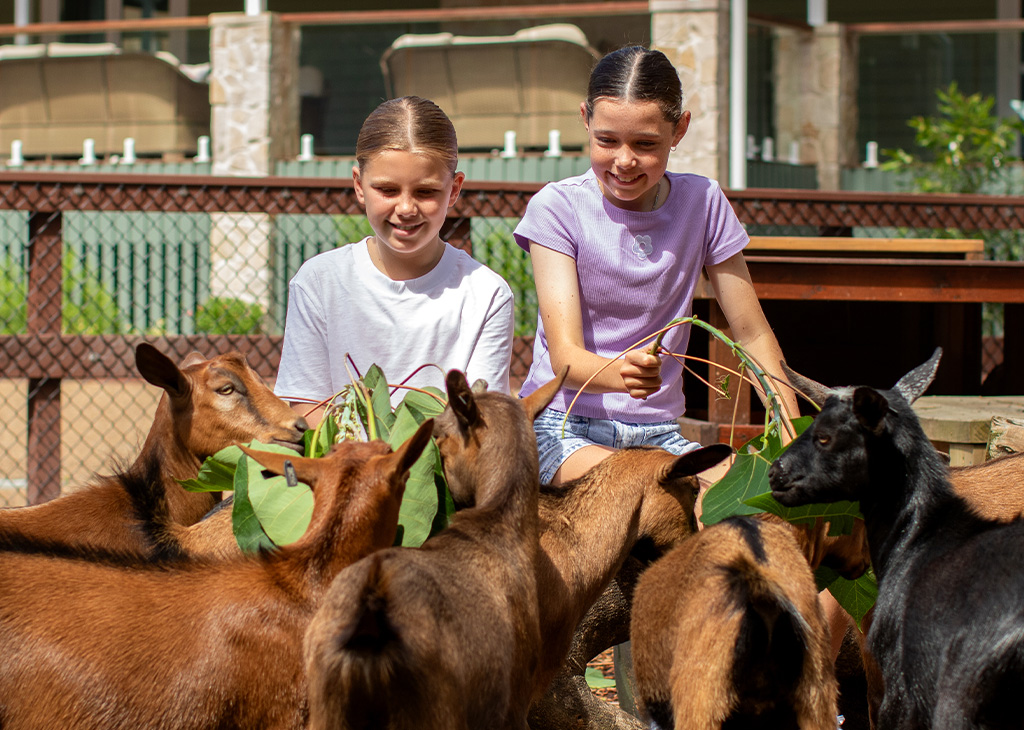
[[294, 416, 310, 432]]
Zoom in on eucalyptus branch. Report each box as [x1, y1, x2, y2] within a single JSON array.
[[564, 315, 795, 443]]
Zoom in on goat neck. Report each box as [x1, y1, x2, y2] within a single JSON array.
[[242, 419, 433, 601], [533, 443, 731, 690]]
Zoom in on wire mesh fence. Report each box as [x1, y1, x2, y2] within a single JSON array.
[[1, 173, 1022, 506]]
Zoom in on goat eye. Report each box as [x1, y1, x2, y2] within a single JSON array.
[[217, 384, 235, 395], [817, 435, 831, 446]]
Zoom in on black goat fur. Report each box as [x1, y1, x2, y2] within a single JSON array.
[[770, 349, 1024, 730]]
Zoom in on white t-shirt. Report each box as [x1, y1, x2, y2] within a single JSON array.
[[274, 238, 514, 405]]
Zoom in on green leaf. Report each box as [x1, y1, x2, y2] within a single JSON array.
[[248, 474, 314, 546], [399, 387, 447, 422], [357, 364, 396, 440], [308, 414, 339, 459], [232, 452, 277, 554], [584, 666, 616, 689], [179, 444, 245, 492], [817, 566, 878, 631], [700, 417, 813, 526], [743, 493, 861, 537], [389, 403, 443, 547]]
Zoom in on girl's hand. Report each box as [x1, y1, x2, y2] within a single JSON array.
[[620, 349, 662, 399]]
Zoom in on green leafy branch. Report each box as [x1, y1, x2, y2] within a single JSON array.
[[181, 364, 451, 553]]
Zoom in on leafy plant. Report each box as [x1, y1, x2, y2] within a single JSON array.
[[567, 314, 878, 625], [195, 296, 265, 335], [881, 81, 1024, 195], [60, 251, 127, 335], [181, 364, 451, 552], [0, 256, 26, 334]]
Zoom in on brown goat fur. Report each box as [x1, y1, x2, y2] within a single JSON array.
[[531, 443, 733, 699], [303, 370, 564, 730], [631, 514, 838, 730], [0, 344, 307, 555], [950, 451, 1024, 521], [0, 422, 432, 730]]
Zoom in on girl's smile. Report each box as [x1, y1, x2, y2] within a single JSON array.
[[353, 149, 465, 280], [583, 98, 689, 211]]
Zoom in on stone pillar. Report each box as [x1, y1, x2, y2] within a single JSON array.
[[209, 12, 299, 176], [208, 12, 299, 317], [651, 0, 730, 183], [774, 22, 857, 190]]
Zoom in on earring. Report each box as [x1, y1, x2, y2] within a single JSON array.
[[670, 146, 677, 152]]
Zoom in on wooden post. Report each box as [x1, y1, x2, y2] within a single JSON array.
[[26, 211, 63, 504]]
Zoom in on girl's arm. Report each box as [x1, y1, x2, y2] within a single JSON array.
[[466, 290, 515, 395], [530, 242, 662, 398], [705, 251, 801, 422]]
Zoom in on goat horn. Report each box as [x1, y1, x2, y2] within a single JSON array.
[[780, 361, 833, 407], [893, 346, 942, 404]]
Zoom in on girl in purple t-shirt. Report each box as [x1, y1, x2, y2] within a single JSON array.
[[514, 46, 799, 486]]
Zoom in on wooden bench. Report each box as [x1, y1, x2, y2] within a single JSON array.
[[746, 236, 985, 260], [912, 396, 1024, 465], [684, 235, 1021, 445]]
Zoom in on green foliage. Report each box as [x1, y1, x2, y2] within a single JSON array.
[[195, 297, 265, 335], [0, 257, 26, 334], [62, 251, 126, 335], [473, 221, 538, 338], [882, 82, 1024, 194], [584, 666, 616, 689], [333, 214, 374, 246], [182, 364, 451, 553]]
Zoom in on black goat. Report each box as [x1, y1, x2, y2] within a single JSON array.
[[769, 348, 1024, 730]]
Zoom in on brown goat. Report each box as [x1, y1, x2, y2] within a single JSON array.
[[631, 513, 840, 730], [0, 421, 432, 730], [303, 370, 564, 730], [531, 444, 733, 699], [0, 343, 307, 555]]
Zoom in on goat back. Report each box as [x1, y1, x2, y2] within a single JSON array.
[[630, 515, 837, 730], [305, 540, 539, 730]]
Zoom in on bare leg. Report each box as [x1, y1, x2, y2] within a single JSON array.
[[550, 444, 617, 485], [820, 588, 849, 662]]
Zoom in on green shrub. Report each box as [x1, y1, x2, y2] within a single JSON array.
[[0, 257, 26, 334], [195, 296, 265, 335], [333, 215, 374, 246], [63, 252, 125, 335]]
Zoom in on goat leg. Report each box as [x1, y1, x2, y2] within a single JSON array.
[[528, 557, 646, 730]]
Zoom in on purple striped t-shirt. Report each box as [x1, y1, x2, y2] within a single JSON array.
[[513, 168, 748, 422]]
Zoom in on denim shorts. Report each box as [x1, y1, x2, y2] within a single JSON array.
[[532, 408, 701, 484]]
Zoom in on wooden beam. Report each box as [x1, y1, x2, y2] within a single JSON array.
[[742, 257, 1024, 303]]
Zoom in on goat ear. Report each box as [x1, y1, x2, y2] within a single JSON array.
[[445, 370, 480, 432], [780, 360, 833, 407], [385, 418, 434, 476], [893, 347, 942, 403], [136, 343, 190, 399], [853, 387, 889, 435], [522, 366, 568, 422], [665, 443, 734, 479], [238, 445, 321, 489]]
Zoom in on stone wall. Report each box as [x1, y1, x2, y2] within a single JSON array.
[[652, 0, 730, 182], [774, 23, 858, 190]]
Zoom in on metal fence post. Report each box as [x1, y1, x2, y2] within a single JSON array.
[[26, 210, 63, 503]]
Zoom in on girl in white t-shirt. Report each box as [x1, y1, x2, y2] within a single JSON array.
[[275, 97, 514, 422]]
